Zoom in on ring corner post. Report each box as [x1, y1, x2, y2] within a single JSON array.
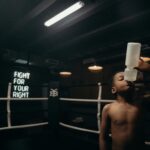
[[48, 81, 60, 148]]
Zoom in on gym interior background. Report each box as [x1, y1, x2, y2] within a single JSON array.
[[0, 0, 150, 150]]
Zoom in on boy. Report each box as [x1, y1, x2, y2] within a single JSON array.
[[99, 59, 150, 150]]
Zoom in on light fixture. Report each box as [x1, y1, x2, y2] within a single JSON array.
[[141, 57, 150, 62], [44, 1, 84, 27], [15, 59, 32, 65], [88, 65, 103, 73], [15, 59, 28, 64], [59, 71, 72, 77]]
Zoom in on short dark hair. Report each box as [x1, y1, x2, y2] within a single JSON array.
[[111, 71, 124, 86]]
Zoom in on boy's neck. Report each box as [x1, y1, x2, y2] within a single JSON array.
[[116, 94, 133, 103]]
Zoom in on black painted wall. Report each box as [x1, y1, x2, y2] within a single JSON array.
[[0, 61, 54, 150]]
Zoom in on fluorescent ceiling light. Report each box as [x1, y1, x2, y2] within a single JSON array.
[[15, 59, 33, 65], [15, 59, 28, 64], [44, 1, 84, 27]]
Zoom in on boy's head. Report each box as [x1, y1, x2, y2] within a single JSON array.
[[111, 72, 135, 97]]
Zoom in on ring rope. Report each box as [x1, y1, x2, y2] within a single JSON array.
[[7, 83, 11, 127], [59, 122, 99, 134], [145, 141, 150, 145], [97, 83, 102, 131], [0, 98, 48, 100], [60, 98, 114, 103], [0, 83, 49, 131], [0, 122, 48, 131]]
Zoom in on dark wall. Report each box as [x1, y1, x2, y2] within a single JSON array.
[[0, 61, 50, 97], [60, 61, 125, 99], [0, 61, 54, 150]]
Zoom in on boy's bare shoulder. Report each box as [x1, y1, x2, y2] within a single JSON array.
[[102, 101, 118, 113], [103, 102, 115, 112]]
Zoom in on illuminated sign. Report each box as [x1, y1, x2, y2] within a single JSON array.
[[12, 71, 30, 98]]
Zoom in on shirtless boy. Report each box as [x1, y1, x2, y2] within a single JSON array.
[[99, 59, 150, 150]]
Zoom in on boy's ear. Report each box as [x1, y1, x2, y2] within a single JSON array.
[[112, 87, 116, 94]]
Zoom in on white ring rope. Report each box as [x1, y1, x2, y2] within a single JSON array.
[[97, 82, 102, 100], [0, 83, 49, 131], [59, 122, 99, 134], [97, 83, 102, 131], [145, 141, 150, 145], [7, 83, 11, 127], [60, 98, 114, 103], [0, 98, 48, 100], [0, 122, 48, 131]]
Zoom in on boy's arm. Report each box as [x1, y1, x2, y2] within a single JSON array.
[[99, 104, 110, 150]]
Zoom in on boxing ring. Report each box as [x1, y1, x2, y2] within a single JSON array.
[[0, 82, 149, 146], [0, 83, 48, 131], [59, 83, 150, 146], [59, 83, 113, 134]]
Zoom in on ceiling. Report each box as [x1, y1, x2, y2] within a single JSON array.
[[1, 0, 150, 68]]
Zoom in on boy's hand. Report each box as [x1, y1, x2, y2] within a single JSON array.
[[136, 58, 150, 71]]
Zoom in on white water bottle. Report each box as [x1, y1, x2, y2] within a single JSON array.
[[124, 42, 141, 81]]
